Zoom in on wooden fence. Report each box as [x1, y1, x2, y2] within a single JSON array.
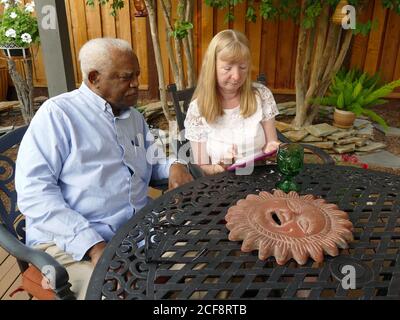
[[1, 0, 400, 98]]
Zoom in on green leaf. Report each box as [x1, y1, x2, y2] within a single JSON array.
[[337, 92, 345, 108]]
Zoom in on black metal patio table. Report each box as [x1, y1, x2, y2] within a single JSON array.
[[86, 164, 400, 300]]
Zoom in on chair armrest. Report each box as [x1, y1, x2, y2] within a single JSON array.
[[0, 224, 75, 300], [188, 163, 205, 178], [300, 143, 335, 165]]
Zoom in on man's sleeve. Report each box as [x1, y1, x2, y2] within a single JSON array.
[[15, 102, 103, 261]]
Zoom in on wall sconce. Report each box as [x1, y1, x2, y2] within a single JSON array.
[[133, 0, 148, 17]]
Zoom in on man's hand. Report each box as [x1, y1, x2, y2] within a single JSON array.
[[168, 163, 193, 190], [87, 241, 107, 267]]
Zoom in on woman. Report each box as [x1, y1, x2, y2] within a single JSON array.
[[184, 29, 280, 175]]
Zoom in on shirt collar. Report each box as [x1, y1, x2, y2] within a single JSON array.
[[78, 82, 132, 119]]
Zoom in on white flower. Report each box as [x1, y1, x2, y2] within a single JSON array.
[[21, 33, 32, 44], [9, 11, 17, 19], [5, 28, 16, 38], [25, 2, 35, 13], [0, 0, 9, 4], [4, 2, 9, 9]]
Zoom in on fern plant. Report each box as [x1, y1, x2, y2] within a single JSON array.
[[314, 69, 400, 129]]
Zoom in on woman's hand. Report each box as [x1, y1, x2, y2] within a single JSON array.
[[263, 141, 281, 154]]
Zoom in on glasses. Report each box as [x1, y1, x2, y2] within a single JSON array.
[[275, 143, 304, 193]]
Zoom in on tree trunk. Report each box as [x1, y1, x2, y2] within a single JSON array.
[[292, 0, 308, 129], [185, 0, 195, 87], [7, 57, 34, 124], [144, 0, 172, 121]]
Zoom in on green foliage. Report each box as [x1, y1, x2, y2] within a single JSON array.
[[86, 0, 125, 17], [0, 1, 39, 48], [205, 0, 399, 32], [382, 0, 400, 14], [89, 0, 194, 40], [314, 69, 400, 129], [171, 21, 193, 40]]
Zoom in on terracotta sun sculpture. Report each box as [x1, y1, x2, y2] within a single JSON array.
[[225, 190, 354, 265]]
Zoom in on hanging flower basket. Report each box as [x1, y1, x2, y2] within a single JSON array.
[[0, 43, 30, 58]]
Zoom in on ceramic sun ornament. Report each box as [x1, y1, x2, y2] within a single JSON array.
[[225, 190, 354, 265]]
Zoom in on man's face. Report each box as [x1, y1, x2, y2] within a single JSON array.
[[91, 50, 140, 112]]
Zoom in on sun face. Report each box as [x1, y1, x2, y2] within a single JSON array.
[[225, 190, 354, 265]]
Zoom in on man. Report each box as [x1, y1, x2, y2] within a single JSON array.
[[15, 38, 193, 299]]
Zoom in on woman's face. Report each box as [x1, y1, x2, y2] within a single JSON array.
[[216, 54, 248, 95]]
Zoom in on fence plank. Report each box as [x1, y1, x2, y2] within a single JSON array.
[[215, 7, 229, 34], [379, 10, 400, 83], [68, 0, 89, 85], [275, 18, 296, 89], [247, 2, 262, 81], [200, 3, 214, 62], [349, 0, 375, 70], [364, 1, 387, 75], [233, 1, 246, 34], [85, 1, 103, 39], [260, 19, 278, 89]]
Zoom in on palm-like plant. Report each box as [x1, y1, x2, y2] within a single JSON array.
[[314, 69, 400, 129]]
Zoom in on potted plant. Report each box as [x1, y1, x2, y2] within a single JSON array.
[[0, 0, 39, 58], [314, 69, 400, 129]]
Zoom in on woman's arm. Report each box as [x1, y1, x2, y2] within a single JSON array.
[[261, 118, 281, 153], [190, 141, 226, 175]]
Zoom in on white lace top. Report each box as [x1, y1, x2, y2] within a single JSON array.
[[184, 83, 279, 164]]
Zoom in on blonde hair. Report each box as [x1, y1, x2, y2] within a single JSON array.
[[193, 29, 257, 123]]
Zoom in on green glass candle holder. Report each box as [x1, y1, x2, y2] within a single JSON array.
[[275, 143, 304, 193]]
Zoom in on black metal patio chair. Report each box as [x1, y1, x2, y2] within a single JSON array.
[[167, 74, 335, 166], [0, 125, 75, 300]]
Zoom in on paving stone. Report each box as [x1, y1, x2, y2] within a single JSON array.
[[356, 142, 386, 153], [335, 137, 367, 146], [275, 121, 293, 133], [327, 129, 356, 141], [358, 151, 400, 169], [353, 118, 371, 129], [279, 108, 296, 116], [305, 123, 340, 137], [356, 125, 374, 138], [302, 134, 324, 142], [305, 141, 334, 149], [333, 144, 356, 154], [277, 101, 296, 111], [283, 129, 309, 142], [374, 124, 400, 137]]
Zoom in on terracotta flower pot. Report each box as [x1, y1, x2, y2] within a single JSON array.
[[333, 108, 356, 129]]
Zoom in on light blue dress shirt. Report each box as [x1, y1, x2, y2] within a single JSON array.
[[15, 83, 173, 261]]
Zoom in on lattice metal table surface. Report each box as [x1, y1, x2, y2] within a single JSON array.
[[86, 164, 400, 300]]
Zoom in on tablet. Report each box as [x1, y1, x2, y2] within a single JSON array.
[[227, 149, 277, 171]]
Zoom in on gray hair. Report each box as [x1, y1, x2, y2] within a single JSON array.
[[79, 38, 133, 82]]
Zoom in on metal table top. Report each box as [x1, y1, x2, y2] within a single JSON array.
[[86, 164, 400, 300]]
